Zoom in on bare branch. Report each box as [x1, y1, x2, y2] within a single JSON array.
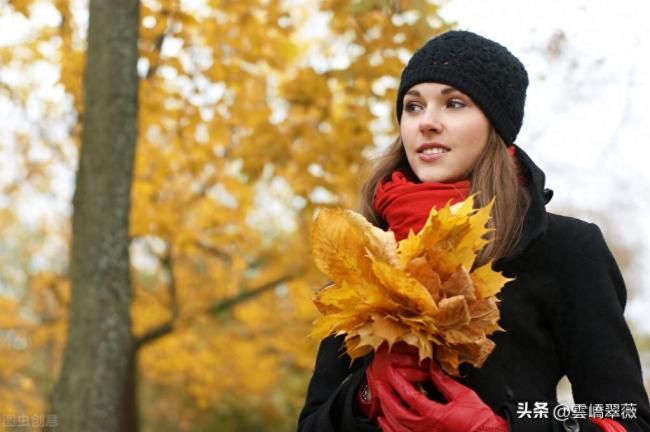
[[193, 241, 233, 264], [144, 0, 181, 79], [133, 269, 305, 349], [209, 271, 303, 316], [134, 321, 174, 350]]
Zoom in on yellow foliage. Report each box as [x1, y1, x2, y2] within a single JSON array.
[[311, 197, 513, 375], [2, 0, 453, 425], [11, 0, 34, 16]]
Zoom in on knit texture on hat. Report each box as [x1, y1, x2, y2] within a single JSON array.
[[396, 30, 529, 144]]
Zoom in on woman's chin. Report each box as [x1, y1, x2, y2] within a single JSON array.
[[415, 172, 453, 183]]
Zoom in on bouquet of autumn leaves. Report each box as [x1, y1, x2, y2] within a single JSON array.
[[310, 197, 512, 376]]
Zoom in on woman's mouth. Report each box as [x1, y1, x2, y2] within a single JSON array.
[[417, 145, 449, 161], [420, 147, 447, 155]]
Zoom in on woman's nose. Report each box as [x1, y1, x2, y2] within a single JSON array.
[[419, 111, 443, 134]]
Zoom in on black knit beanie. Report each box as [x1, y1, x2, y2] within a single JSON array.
[[396, 30, 529, 145]]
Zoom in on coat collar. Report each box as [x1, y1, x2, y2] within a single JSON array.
[[497, 144, 552, 265]]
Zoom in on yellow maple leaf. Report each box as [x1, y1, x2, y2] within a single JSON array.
[[345, 210, 400, 268], [405, 256, 442, 301], [310, 208, 377, 288], [310, 196, 513, 375], [371, 261, 438, 315]]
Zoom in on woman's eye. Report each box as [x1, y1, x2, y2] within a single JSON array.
[[447, 99, 466, 109], [404, 102, 422, 112]]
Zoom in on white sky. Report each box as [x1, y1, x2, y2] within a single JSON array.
[[439, 0, 650, 335]]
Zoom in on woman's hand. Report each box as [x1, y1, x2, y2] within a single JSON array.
[[360, 343, 429, 419], [374, 360, 508, 432]]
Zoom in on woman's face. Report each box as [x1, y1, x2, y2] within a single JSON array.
[[400, 82, 490, 183]]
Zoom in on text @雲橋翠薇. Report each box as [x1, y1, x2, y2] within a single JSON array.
[[516, 402, 637, 421]]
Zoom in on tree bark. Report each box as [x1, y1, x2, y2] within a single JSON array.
[[49, 0, 140, 430], [119, 347, 138, 432]]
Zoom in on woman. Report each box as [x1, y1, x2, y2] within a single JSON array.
[[298, 30, 650, 431]]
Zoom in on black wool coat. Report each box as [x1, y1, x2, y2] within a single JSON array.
[[298, 146, 650, 432]]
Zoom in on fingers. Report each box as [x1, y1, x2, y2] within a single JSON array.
[[375, 381, 421, 423], [376, 417, 394, 432], [388, 367, 445, 416], [379, 406, 417, 432], [396, 367, 428, 383], [428, 362, 473, 401]]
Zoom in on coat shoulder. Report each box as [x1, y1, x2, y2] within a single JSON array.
[[518, 212, 615, 278], [546, 212, 596, 239], [540, 212, 606, 255]]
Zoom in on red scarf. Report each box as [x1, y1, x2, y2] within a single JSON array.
[[373, 146, 522, 241]]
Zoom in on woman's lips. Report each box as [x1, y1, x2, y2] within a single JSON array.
[[417, 152, 447, 162], [416, 142, 449, 162]]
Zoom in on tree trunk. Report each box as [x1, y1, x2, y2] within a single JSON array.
[[120, 347, 138, 432], [49, 0, 140, 430]]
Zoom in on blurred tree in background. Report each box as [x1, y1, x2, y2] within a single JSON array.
[[0, 0, 451, 430], [49, 0, 139, 430]]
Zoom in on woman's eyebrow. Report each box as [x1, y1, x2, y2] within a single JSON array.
[[440, 86, 459, 95], [405, 86, 459, 98]]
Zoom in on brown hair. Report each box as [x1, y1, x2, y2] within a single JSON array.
[[359, 130, 530, 267]]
